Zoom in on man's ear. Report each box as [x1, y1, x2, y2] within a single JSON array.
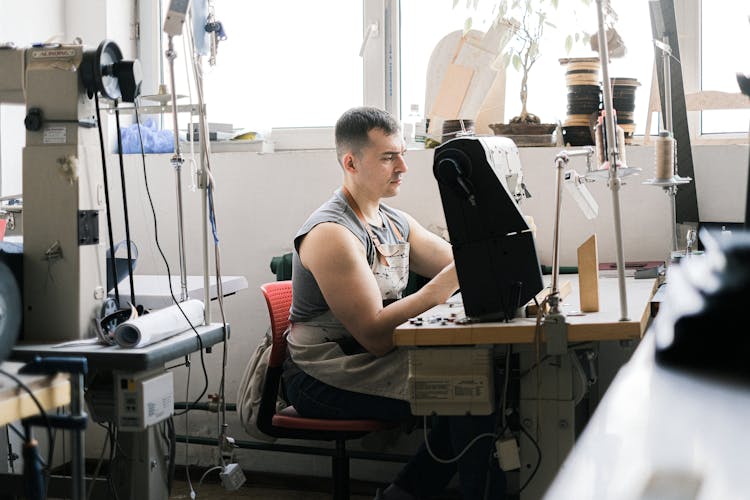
[[343, 152, 357, 173]]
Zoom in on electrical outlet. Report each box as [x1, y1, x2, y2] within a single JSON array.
[[496, 437, 521, 472], [220, 463, 246, 491]]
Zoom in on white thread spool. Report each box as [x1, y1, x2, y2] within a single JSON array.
[[595, 123, 605, 165], [594, 122, 627, 167], [654, 131, 676, 180], [616, 125, 627, 166]]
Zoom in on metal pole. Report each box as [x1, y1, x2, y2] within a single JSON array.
[[668, 186, 678, 252], [166, 35, 189, 302], [194, 56, 211, 325], [550, 155, 565, 304], [596, 0, 629, 321], [70, 373, 85, 500], [662, 35, 673, 135]]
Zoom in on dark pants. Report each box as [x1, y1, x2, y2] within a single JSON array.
[[284, 368, 506, 500]]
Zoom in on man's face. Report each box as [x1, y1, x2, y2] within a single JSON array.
[[352, 128, 408, 199]]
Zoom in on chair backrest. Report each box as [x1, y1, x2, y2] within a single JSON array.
[[260, 280, 293, 368]]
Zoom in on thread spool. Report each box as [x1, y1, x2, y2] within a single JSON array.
[[560, 57, 601, 146], [616, 125, 627, 166], [610, 77, 640, 144], [595, 114, 627, 167], [654, 131, 676, 180]]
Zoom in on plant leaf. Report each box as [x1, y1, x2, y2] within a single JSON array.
[[565, 34, 573, 54], [498, 52, 512, 69], [453, 0, 460, 8], [551, 0, 559, 8], [464, 17, 473, 34], [512, 53, 522, 71]]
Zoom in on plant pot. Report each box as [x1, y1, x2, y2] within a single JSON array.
[[488, 123, 557, 146]]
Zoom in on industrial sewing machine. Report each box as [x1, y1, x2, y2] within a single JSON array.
[[0, 40, 140, 344]]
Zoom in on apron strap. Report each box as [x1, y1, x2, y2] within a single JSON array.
[[341, 186, 405, 264]]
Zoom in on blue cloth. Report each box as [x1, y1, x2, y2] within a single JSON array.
[[284, 367, 506, 499], [118, 118, 174, 154]]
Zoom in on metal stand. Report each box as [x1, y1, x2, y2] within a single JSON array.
[[642, 36, 692, 257], [166, 35, 189, 303], [596, 0, 629, 321], [545, 148, 595, 355]]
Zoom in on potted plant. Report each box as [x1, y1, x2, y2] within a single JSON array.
[[464, 0, 618, 144]]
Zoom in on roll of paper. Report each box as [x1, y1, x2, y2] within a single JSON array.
[[114, 299, 204, 348]]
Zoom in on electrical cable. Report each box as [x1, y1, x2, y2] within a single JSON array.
[[184, 5, 232, 463], [94, 93, 121, 307], [183, 359, 196, 499], [570, 350, 589, 407], [86, 430, 110, 500], [5, 425, 16, 473], [515, 424, 542, 494], [133, 102, 209, 416], [0, 368, 54, 476], [482, 422, 509, 500], [500, 345, 512, 431], [113, 101, 137, 306], [421, 416, 496, 465], [107, 423, 121, 500], [166, 417, 176, 495], [198, 465, 223, 485]]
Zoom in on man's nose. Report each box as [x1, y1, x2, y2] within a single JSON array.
[[395, 155, 408, 172]]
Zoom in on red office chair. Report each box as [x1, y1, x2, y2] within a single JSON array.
[[257, 281, 398, 500]]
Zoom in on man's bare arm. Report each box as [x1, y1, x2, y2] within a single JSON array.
[[299, 222, 457, 356], [401, 212, 454, 279]]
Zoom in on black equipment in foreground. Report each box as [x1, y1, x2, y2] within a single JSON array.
[[433, 136, 544, 322]]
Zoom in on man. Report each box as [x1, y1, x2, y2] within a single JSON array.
[[283, 107, 504, 499]]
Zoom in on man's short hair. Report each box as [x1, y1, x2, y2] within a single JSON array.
[[335, 107, 401, 165]]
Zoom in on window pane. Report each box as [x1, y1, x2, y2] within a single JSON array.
[[172, 0, 363, 130], [701, 0, 750, 134], [400, 1, 655, 136], [399, 1, 496, 124]]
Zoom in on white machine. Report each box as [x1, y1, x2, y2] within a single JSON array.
[[0, 41, 140, 342], [116, 370, 174, 431]]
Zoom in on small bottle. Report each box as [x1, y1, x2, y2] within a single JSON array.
[[403, 104, 421, 147]]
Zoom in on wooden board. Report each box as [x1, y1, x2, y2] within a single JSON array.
[[526, 279, 573, 316], [430, 63, 475, 120], [0, 362, 70, 426], [577, 234, 600, 312]]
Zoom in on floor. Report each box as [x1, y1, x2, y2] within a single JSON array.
[[169, 480, 374, 500]]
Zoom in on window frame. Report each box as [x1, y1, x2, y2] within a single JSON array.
[[135, 0, 745, 152]]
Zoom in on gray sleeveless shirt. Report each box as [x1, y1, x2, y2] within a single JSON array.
[[286, 188, 413, 400], [289, 189, 410, 323]]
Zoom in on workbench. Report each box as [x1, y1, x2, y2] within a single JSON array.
[[393, 275, 660, 499]]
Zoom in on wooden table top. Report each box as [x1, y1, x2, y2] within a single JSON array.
[[394, 276, 660, 346], [0, 362, 70, 426]]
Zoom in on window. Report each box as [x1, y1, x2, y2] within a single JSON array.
[[700, 0, 749, 134], [138, 0, 746, 149], [150, 0, 366, 142]]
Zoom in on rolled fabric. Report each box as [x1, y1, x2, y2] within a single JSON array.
[[114, 299, 204, 348]]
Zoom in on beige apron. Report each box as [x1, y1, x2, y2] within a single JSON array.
[[287, 187, 412, 400]]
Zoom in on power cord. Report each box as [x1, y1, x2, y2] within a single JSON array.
[[422, 416, 497, 465], [133, 101, 210, 416]]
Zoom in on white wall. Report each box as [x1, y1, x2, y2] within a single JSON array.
[[94, 142, 747, 482], [0, 0, 135, 195], [0, 0, 65, 195]]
